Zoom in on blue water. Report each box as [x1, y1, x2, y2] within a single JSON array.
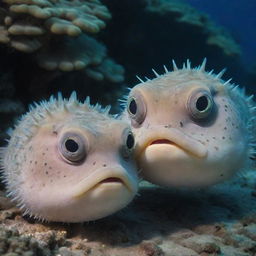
[[185, 0, 256, 66]]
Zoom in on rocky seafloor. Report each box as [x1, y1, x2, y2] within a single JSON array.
[[0, 169, 256, 256]]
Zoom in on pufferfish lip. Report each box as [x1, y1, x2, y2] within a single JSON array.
[[71, 167, 135, 199], [150, 139, 175, 145], [135, 127, 208, 159], [99, 177, 123, 184]]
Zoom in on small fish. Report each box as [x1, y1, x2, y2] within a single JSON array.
[[122, 59, 255, 188], [0, 92, 138, 222]]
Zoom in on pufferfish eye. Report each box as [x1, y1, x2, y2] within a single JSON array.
[[127, 92, 147, 125], [121, 129, 135, 159], [126, 132, 135, 150], [128, 98, 137, 115], [59, 132, 87, 164], [187, 89, 214, 119]]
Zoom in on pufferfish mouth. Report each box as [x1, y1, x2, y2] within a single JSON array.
[[71, 167, 135, 199], [99, 177, 123, 184], [150, 139, 175, 145], [135, 127, 208, 159], [149, 138, 185, 153]]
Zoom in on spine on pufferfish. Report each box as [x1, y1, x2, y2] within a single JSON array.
[[118, 59, 256, 165], [0, 92, 113, 220]]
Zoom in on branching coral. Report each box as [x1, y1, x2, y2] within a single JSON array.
[[0, 0, 124, 82]]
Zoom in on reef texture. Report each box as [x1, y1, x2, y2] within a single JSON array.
[[145, 0, 241, 56], [0, 169, 256, 255], [102, 0, 243, 85], [0, 0, 252, 146], [0, 0, 124, 82]]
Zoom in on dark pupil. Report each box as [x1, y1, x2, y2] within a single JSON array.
[[65, 139, 79, 152], [196, 96, 209, 111], [129, 98, 137, 115], [126, 133, 134, 149]]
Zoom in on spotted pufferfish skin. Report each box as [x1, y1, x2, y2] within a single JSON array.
[[0, 92, 138, 222], [121, 59, 255, 188]]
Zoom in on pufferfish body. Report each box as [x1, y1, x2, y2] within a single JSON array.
[[0, 92, 138, 222], [121, 59, 255, 188]]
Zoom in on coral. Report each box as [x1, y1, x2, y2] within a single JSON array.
[[0, 227, 50, 255], [0, 0, 124, 82], [100, 0, 243, 91], [85, 57, 125, 82], [0, 0, 247, 147], [145, 0, 241, 56], [36, 34, 106, 71], [206, 29, 241, 56], [0, 0, 110, 50]]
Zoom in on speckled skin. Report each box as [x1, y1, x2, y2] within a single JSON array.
[[122, 60, 255, 188], [1, 93, 138, 222]]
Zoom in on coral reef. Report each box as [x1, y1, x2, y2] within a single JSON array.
[[0, 0, 124, 81], [0, 0, 110, 52], [0, 0, 125, 144], [145, 0, 241, 56], [0, 226, 55, 255], [0, 0, 249, 146], [102, 0, 243, 87]]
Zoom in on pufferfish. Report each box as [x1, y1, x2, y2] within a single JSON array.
[[0, 92, 138, 222], [121, 59, 255, 188]]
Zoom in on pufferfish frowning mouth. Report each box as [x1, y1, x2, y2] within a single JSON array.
[[122, 59, 255, 188], [134, 127, 208, 159]]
